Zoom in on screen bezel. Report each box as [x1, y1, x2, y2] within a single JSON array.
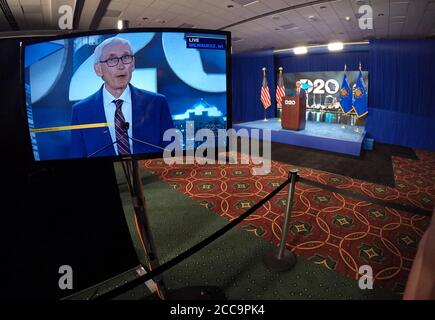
[[20, 27, 232, 164]]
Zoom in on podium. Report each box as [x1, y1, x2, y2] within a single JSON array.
[[281, 96, 306, 130]]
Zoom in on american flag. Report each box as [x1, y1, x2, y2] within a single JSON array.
[[276, 67, 285, 108], [260, 68, 271, 109]]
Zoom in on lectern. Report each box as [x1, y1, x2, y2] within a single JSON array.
[[281, 96, 306, 130]]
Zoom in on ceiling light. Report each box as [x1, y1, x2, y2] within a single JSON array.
[[117, 20, 123, 30], [328, 42, 344, 51], [378, 13, 384, 16], [345, 16, 351, 21], [293, 46, 308, 55]]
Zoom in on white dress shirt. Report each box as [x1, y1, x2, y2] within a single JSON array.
[[102, 85, 134, 155]]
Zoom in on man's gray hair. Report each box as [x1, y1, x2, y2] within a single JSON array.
[[94, 37, 132, 64]]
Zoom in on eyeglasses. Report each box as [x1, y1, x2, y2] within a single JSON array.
[[100, 55, 134, 67]]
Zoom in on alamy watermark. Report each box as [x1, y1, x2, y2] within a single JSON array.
[[358, 265, 374, 290], [58, 265, 73, 290], [58, 5, 73, 30], [162, 122, 272, 176], [358, 5, 373, 30]]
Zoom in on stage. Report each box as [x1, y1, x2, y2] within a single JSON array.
[[232, 118, 366, 156]]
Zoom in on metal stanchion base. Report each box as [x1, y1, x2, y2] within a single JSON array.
[[143, 286, 226, 300], [263, 248, 297, 272]]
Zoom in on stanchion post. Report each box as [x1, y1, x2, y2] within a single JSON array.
[[263, 169, 298, 272]]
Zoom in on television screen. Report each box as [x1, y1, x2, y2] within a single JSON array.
[[22, 30, 230, 161]]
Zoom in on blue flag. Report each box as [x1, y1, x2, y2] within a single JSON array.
[[353, 70, 368, 117], [339, 73, 353, 113]]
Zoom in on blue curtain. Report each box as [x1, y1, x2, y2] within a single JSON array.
[[275, 51, 369, 72], [369, 39, 435, 117], [231, 49, 276, 123], [368, 39, 435, 150], [366, 108, 435, 150]]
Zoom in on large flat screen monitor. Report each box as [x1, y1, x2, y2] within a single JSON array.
[[22, 29, 231, 161]]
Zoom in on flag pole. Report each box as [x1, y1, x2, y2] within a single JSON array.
[[354, 62, 363, 132], [278, 67, 283, 122], [263, 67, 268, 121], [341, 64, 348, 129]]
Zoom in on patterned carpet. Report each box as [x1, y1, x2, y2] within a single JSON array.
[[141, 149, 435, 294]]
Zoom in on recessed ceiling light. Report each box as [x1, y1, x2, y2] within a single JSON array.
[[378, 13, 384, 17], [227, 4, 234, 8], [308, 15, 315, 19], [356, 0, 366, 5], [345, 16, 351, 21], [328, 42, 344, 51], [320, 6, 327, 9], [117, 20, 123, 30], [293, 46, 308, 55]]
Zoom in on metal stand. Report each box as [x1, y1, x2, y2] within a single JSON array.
[[124, 159, 168, 299], [263, 169, 298, 272], [124, 159, 226, 300]]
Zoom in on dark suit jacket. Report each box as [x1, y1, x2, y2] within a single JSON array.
[[70, 84, 174, 158]]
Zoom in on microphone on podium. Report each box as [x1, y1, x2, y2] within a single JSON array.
[[87, 121, 170, 158], [121, 121, 167, 152], [121, 121, 129, 133]]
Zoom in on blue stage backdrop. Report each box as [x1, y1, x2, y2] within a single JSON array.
[[232, 49, 276, 123], [284, 70, 369, 125], [232, 41, 435, 151]]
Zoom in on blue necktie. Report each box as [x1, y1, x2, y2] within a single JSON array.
[[113, 99, 131, 155]]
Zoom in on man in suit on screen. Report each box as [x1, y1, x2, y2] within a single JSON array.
[[292, 81, 307, 100], [70, 36, 174, 158]]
